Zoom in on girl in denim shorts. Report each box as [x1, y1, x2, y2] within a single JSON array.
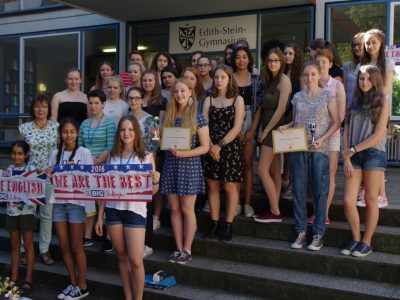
[[5, 140, 36, 295], [95, 116, 160, 300], [341, 65, 389, 258], [47, 118, 95, 300]]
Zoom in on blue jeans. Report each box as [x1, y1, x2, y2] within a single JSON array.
[[290, 151, 329, 236]]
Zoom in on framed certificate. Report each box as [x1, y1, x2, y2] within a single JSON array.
[[272, 127, 308, 154], [161, 127, 191, 150]]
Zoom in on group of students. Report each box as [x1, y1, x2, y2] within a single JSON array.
[[3, 27, 394, 300]]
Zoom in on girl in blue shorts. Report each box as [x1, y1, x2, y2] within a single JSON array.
[[341, 65, 389, 257], [95, 116, 160, 300], [47, 118, 95, 300]]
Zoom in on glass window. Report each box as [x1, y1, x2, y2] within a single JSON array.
[[83, 27, 117, 92], [392, 4, 400, 118], [328, 3, 387, 64], [260, 7, 313, 60], [128, 22, 169, 69], [0, 37, 20, 148], [23, 33, 79, 112], [1, 0, 60, 13]]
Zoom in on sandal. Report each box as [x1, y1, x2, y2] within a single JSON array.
[[40, 252, 55, 265], [20, 281, 33, 295]]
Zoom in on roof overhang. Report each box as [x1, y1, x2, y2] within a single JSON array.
[[55, 0, 312, 22]]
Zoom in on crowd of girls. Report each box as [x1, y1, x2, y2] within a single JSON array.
[[3, 27, 395, 299]]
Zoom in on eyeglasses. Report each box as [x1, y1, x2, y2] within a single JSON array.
[[267, 59, 281, 64], [197, 64, 210, 68], [127, 96, 142, 101]]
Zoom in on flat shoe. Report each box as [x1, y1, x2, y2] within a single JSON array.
[[20, 281, 33, 295], [40, 253, 55, 265]]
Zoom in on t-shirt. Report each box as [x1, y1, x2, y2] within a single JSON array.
[[104, 99, 129, 125], [292, 89, 335, 154], [19, 120, 59, 170], [6, 164, 37, 216], [106, 153, 153, 218], [79, 117, 116, 157], [48, 147, 96, 213]]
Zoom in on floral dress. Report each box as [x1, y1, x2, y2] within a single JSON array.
[[203, 97, 244, 182]]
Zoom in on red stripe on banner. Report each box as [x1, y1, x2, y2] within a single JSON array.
[[126, 191, 153, 195], [29, 198, 43, 206], [54, 189, 85, 194], [54, 197, 152, 202], [22, 170, 35, 177]]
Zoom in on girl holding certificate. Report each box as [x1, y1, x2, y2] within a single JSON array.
[[202, 65, 245, 241], [280, 61, 339, 251], [96, 116, 160, 300], [47, 118, 94, 300], [160, 79, 210, 264], [341, 65, 388, 257]]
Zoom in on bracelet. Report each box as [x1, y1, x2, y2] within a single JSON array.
[[218, 139, 227, 148], [152, 181, 159, 185]]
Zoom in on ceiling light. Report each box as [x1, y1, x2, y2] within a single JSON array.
[[137, 45, 147, 51], [102, 48, 116, 53]]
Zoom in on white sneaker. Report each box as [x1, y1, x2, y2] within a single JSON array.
[[244, 204, 254, 217], [57, 284, 75, 300], [144, 245, 154, 257], [378, 196, 388, 208], [281, 188, 293, 200], [235, 204, 242, 216], [202, 200, 210, 213], [308, 234, 323, 251], [356, 198, 366, 207], [153, 215, 161, 231]]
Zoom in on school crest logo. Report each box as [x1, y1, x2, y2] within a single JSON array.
[[179, 25, 196, 51]]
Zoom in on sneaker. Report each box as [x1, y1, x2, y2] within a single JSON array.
[[244, 204, 254, 218], [153, 215, 161, 231], [308, 234, 323, 251], [352, 242, 372, 257], [57, 284, 75, 300], [308, 216, 330, 225], [175, 250, 192, 265], [65, 285, 89, 300], [291, 231, 306, 249], [82, 238, 93, 247], [235, 204, 242, 216], [340, 240, 359, 256], [101, 239, 113, 253], [378, 196, 388, 208], [281, 188, 293, 200], [356, 198, 366, 207], [144, 245, 154, 258], [253, 211, 282, 223], [357, 187, 365, 201], [202, 200, 210, 213], [169, 250, 182, 263]]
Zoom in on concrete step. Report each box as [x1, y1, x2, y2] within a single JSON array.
[[0, 251, 265, 300], [152, 229, 400, 285], [195, 214, 400, 255]]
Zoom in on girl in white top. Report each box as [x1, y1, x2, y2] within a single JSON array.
[[104, 75, 129, 125], [47, 118, 94, 300], [95, 116, 159, 300]]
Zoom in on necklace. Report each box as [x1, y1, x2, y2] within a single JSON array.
[[88, 114, 104, 145], [120, 150, 135, 165], [34, 119, 48, 129]]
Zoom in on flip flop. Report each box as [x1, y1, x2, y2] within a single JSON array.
[[20, 281, 33, 295], [40, 252, 55, 265]]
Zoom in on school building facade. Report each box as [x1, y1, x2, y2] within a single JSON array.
[[0, 0, 399, 161]]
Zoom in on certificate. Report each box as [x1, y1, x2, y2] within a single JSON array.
[[272, 127, 308, 154], [161, 127, 191, 150]]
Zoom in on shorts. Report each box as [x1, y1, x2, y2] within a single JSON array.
[[241, 106, 257, 145], [5, 214, 36, 232], [328, 135, 341, 152], [105, 207, 146, 228], [350, 148, 387, 171], [53, 203, 86, 224]]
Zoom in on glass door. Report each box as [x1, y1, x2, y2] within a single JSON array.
[[21, 32, 80, 113], [389, 2, 400, 119]]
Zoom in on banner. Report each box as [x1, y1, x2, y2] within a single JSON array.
[[385, 45, 400, 63], [52, 164, 153, 202], [169, 15, 257, 54], [0, 169, 46, 205]]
